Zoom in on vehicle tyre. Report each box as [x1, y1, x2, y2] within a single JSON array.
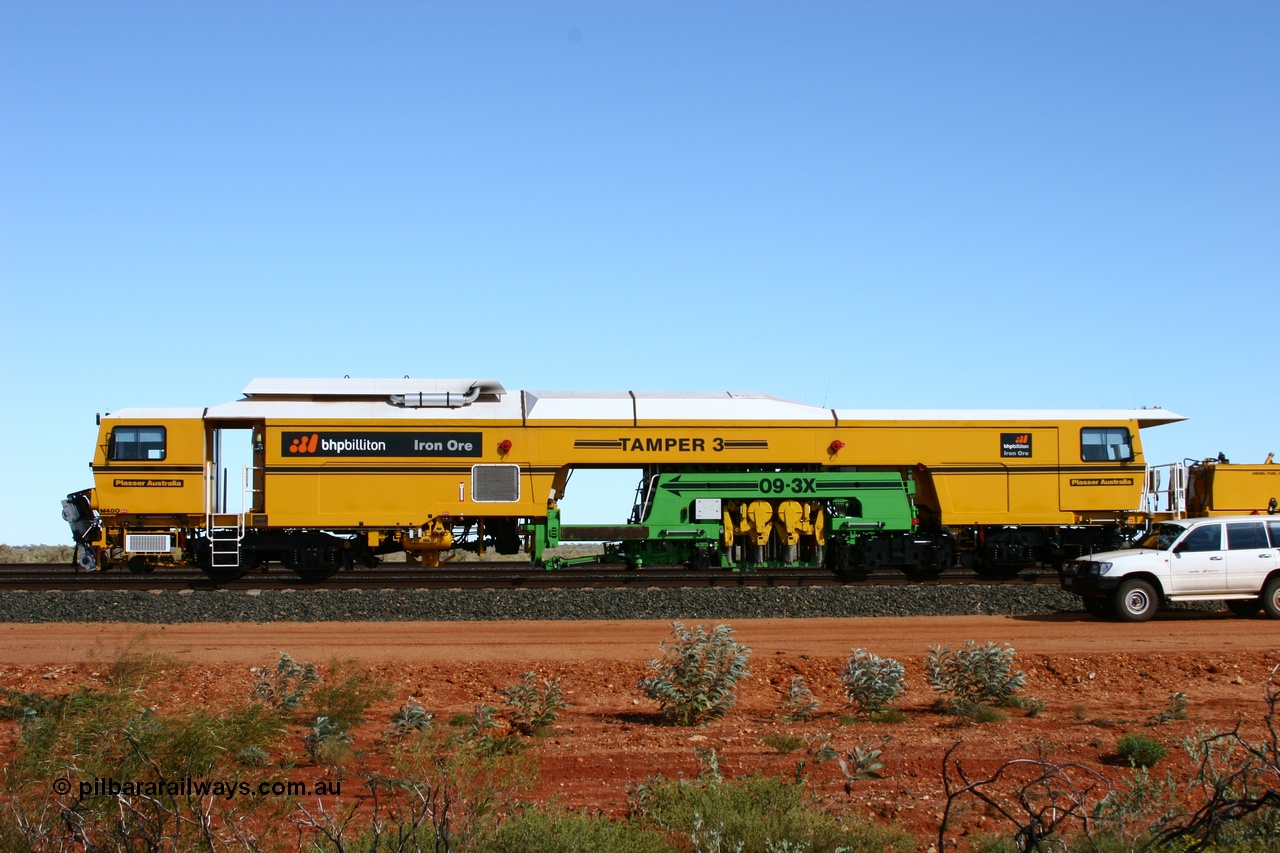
[[1115, 579, 1159, 622], [1262, 576, 1280, 619], [1226, 599, 1263, 618], [1083, 596, 1114, 619]]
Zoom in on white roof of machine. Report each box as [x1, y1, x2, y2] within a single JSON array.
[[522, 391, 634, 421], [188, 380, 1192, 428], [833, 408, 1187, 428], [243, 378, 506, 397], [634, 391, 830, 422], [204, 398, 524, 420], [522, 390, 832, 422], [103, 408, 206, 419]]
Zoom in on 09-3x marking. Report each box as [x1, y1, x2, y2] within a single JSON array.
[[660, 475, 901, 497], [760, 477, 816, 494]]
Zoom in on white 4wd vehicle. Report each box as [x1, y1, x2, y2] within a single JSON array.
[[1060, 515, 1280, 621]]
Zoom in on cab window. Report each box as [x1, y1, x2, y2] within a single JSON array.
[[1229, 522, 1270, 550], [1177, 524, 1222, 553], [110, 426, 166, 461], [1081, 427, 1133, 462], [1269, 521, 1280, 548]]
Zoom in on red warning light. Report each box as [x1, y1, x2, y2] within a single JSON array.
[[497, 439, 513, 455], [828, 440, 845, 454]]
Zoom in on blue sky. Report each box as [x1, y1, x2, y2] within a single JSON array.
[[2, 2, 1277, 545]]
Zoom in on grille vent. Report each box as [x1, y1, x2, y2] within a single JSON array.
[[125, 534, 172, 553], [471, 465, 520, 502]]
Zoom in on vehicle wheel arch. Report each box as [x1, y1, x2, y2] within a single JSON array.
[[1117, 571, 1167, 598], [1261, 573, 1280, 619], [1113, 575, 1164, 622]]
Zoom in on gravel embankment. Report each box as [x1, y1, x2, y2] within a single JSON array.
[[0, 584, 1094, 623]]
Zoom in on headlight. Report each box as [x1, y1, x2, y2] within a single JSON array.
[[1089, 562, 1114, 576]]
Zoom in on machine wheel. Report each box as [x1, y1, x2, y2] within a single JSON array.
[[827, 543, 868, 580], [902, 565, 945, 581], [1262, 576, 1280, 619], [196, 543, 246, 583], [973, 562, 1023, 580], [1083, 596, 1114, 619], [126, 556, 154, 574], [1115, 579, 1159, 623], [76, 545, 102, 571], [290, 565, 338, 583], [1226, 599, 1263, 618], [199, 564, 246, 583]]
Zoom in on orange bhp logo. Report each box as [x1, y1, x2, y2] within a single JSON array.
[[289, 434, 320, 454], [1014, 434, 1030, 444]]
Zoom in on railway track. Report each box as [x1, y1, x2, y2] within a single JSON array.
[[0, 562, 1057, 592]]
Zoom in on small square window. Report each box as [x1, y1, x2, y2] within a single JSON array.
[[1081, 428, 1132, 462], [110, 426, 166, 461]]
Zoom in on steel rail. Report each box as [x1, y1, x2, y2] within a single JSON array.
[[0, 562, 1056, 592]]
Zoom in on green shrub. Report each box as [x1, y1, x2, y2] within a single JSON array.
[[1000, 695, 1048, 717], [0, 544, 74, 563], [465, 703, 524, 756], [1116, 733, 1168, 768], [0, 662, 286, 852], [1148, 691, 1188, 726], [761, 733, 807, 754], [800, 733, 892, 788], [926, 641, 1026, 708], [302, 659, 392, 731], [478, 807, 672, 853], [314, 726, 539, 853], [503, 671, 568, 735], [955, 701, 1007, 724], [386, 701, 434, 740], [779, 675, 820, 722], [638, 622, 751, 726], [868, 707, 907, 724], [1088, 763, 1183, 847], [628, 771, 914, 853], [839, 648, 906, 714], [254, 652, 320, 713], [303, 715, 353, 765]]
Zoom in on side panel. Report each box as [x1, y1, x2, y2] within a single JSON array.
[[1057, 424, 1146, 520], [1189, 464, 1280, 515], [260, 424, 549, 527], [91, 418, 206, 519]]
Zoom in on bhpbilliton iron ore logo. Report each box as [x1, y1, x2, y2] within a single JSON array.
[[281, 431, 482, 457], [1000, 433, 1032, 458]]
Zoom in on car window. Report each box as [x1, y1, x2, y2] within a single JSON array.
[[1268, 520, 1280, 548], [1178, 524, 1222, 553], [1139, 524, 1186, 550], [1227, 522, 1269, 550]]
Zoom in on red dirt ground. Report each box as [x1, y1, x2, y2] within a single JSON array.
[[3, 612, 1279, 847]]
